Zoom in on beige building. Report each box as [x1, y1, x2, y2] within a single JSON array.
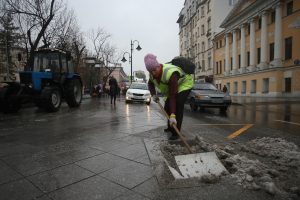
[[177, 0, 237, 82], [214, 0, 300, 97]]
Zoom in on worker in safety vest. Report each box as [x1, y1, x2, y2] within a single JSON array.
[[144, 53, 193, 140]]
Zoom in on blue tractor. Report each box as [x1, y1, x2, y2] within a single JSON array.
[[0, 48, 83, 113]]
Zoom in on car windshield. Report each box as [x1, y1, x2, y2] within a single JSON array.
[[193, 83, 217, 90], [130, 83, 148, 90]]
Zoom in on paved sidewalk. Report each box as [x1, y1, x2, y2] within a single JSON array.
[[0, 97, 290, 199]]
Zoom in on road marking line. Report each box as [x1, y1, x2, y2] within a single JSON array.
[[227, 124, 254, 139], [275, 120, 300, 126]]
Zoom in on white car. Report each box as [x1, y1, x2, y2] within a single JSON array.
[[125, 82, 151, 105]]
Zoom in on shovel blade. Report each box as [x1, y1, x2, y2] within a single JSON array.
[[175, 152, 227, 179]]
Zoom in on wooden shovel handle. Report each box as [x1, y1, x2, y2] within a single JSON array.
[[157, 101, 193, 153]]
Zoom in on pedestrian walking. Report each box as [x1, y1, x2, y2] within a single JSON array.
[[144, 53, 193, 140], [222, 85, 228, 93], [109, 76, 118, 105]]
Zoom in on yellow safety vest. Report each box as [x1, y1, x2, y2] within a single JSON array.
[[149, 64, 193, 99]]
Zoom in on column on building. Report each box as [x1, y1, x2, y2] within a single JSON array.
[[240, 24, 246, 73], [259, 11, 268, 69], [272, 3, 283, 67], [225, 33, 230, 76], [232, 29, 238, 75], [249, 18, 256, 71]]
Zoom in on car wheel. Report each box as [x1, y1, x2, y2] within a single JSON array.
[[190, 98, 198, 112]]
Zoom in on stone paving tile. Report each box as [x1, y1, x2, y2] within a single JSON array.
[[54, 147, 104, 164], [132, 177, 160, 199], [75, 153, 130, 174], [113, 191, 150, 200], [110, 144, 147, 160], [35, 195, 52, 200], [135, 154, 151, 166], [2, 153, 64, 176], [99, 161, 153, 189], [90, 139, 133, 152], [28, 164, 95, 193], [48, 175, 129, 200], [0, 160, 22, 185], [0, 178, 42, 200], [117, 136, 144, 145]]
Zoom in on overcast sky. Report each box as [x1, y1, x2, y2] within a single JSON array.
[[67, 0, 184, 76]]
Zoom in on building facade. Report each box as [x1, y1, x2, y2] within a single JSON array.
[[177, 0, 237, 82], [214, 0, 300, 97]]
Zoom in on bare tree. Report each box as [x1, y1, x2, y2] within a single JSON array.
[[88, 27, 111, 60], [4, 0, 64, 69]]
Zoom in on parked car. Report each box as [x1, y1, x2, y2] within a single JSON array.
[[125, 82, 151, 105], [187, 82, 231, 112]]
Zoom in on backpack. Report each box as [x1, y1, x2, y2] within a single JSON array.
[[170, 57, 195, 74]]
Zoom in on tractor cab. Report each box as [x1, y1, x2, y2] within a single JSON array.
[[32, 49, 74, 73]]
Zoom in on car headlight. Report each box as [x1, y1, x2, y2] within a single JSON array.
[[144, 93, 150, 96], [127, 91, 132, 95], [196, 95, 209, 100]]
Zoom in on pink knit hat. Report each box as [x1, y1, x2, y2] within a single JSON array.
[[144, 53, 160, 71]]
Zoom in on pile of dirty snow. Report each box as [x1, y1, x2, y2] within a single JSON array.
[[160, 136, 300, 198]]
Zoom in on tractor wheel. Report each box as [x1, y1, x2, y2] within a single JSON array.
[[65, 79, 82, 108], [40, 87, 62, 112], [0, 86, 22, 113]]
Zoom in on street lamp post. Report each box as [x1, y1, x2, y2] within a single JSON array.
[[121, 40, 142, 83]]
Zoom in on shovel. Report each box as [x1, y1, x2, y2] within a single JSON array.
[[157, 100, 228, 179], [157, 101, 193, 153]]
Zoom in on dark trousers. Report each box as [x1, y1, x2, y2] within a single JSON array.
[[164, 89, 191, 135], [110, 94, 116, 104]]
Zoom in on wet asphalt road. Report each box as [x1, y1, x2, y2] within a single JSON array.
[[0, 95, 299, 200]]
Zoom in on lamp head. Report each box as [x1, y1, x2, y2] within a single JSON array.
[[121, 57, 127, 62], [136, 45, 142, 51]]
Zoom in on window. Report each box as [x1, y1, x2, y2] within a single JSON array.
[[220, 61, 222, 74], [270, 43, 274, 61], [238, 54, 241, 68], [233, 82, 238, 94], [242, 81, 246, 94], [270, 10, 275, 24], [247, 24, 250, 35], [201, 6, 205, 17], [202, 60, 205, 71], [285, 37, 293, 60], [247, 52, 250, 66], [251, 80, 257, 93], [216, 62, 219, 74], [220, 40, 222, 47], [227, 83, 231, 93], [208, 57, 211, 69], [287, 1, 293, 16], [258, 18, 262, 30], [230, 57, 233, 70], [201, 25, 205, 35], [207, 1, 211, 13], [257, 48, 261, 64], [202, 42, 205, 52], [262, 78, 269, 93], [285, 77, 291, 93]]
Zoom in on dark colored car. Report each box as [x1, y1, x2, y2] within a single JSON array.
[[187, 83, 231, 112]]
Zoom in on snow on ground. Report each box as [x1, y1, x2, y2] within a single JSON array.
[[160, 136, 300, 199]]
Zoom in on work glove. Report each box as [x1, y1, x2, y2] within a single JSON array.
[[169, 114, 177, 126], [152, 95, 159, 103]]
